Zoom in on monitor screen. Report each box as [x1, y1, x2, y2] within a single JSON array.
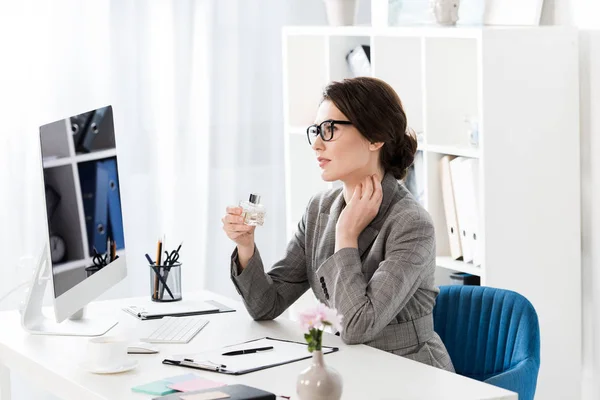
[[39, 105, 126, 299]]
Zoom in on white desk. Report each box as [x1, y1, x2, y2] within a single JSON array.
[[0, 291, 516, 400]]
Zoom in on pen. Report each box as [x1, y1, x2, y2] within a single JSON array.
[[145, 253, 154, 265], [222, 346, 274, 356], [154, 238, 162, 300]]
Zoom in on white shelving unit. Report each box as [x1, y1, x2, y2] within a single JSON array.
[[40, 107, 121, 297], [282, 26, 581, 400]]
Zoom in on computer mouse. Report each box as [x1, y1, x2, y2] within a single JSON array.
[[127, 342, 160, 354]]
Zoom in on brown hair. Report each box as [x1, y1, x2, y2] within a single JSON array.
[[321, 77, 418, 180]]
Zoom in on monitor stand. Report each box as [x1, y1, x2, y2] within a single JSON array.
[[20, 243, 117, 336]]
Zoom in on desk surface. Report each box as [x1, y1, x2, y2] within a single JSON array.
[[0, 291, 516, 400]]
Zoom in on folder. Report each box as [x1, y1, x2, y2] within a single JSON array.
[[93, 161, 109, 254], [440, 156, 463, 260], [162, 337, 338, 375], [449, 157, 480, 265], [462, 158, 482, 266], [103, 158, 124, 250], [153, 384, 275, 400]]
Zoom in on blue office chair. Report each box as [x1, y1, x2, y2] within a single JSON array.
[[433, 285, 540, 400]]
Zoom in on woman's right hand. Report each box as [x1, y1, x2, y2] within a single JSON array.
[[222, 206, 256, 250]]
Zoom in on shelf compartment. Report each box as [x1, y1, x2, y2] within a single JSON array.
[[284, 35, 328, 127], [71, 106, 117, 155], [425, 37, 479, 148], [328, 35, 371, 82], [372, 36, 424, 135], [43, 165, 86, 264], [40, 119, 71, 160]]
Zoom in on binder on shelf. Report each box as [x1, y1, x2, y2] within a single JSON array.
[[93, 161, 109, 254], [449, 157, 472, 262], [104, 158, 124, 250], [462, 158, 482, 266], [79, 162, 97, 257], [440, 155, 463, 260], [449, 157, 480, 265]]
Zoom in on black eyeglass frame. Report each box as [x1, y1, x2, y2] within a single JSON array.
[[306, 119, 353, 145]]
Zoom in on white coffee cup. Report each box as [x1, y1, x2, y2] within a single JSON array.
[[86, 336, 128, 370]]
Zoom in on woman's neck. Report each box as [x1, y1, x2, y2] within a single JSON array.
[[342, 169, 385, 204]]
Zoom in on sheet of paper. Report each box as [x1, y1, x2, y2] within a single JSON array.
[[168, 378, 226, 392], [180, 391, 230, 400]]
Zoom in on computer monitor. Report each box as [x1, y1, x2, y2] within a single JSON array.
[[21, 105, 127, 336]]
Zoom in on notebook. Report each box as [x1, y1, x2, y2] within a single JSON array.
[[152, 384, 275, 400], [123, 300, 234, 320], [132, 373, 222, 396], [132, 380, 178, 396], [163, 337, 339, 375]]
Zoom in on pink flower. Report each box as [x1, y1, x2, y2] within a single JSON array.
[[299, 303, 343, 332]]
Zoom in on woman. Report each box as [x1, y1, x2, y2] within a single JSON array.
[[222, 77, 454, 372]]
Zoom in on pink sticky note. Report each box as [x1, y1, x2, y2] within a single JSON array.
[[168, 378, 226, 392]]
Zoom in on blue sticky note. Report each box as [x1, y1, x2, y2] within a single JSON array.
[[164, 373, 199, 384], [131, 380, 177, 396]]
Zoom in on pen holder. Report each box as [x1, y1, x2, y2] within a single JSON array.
[[149, 263, 182, 302], [85, 265, 102, 277]]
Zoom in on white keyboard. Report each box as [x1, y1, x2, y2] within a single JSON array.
[[140, 316, 209, 344]]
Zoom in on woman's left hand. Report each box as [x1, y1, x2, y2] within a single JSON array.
[[335, 175, 383, 251]]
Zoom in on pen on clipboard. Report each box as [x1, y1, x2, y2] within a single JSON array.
[[222, 346, 274, 356]]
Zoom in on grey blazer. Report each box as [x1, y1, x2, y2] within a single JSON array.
[[231, 172, 454, 372]]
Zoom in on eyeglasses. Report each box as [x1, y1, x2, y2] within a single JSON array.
[[306, 119, 352, 145]]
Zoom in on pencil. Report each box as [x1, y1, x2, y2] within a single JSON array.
[[154, 238, 162, 300]]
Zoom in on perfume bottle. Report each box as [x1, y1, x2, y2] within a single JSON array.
[[239, 193, 266, 226]]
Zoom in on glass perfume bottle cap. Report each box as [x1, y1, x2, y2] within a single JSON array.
[[249, 193, 261, 204]]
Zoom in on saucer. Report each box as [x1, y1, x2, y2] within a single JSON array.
[[79, 359, 139, 374]]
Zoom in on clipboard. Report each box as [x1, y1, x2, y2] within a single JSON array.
[[162, 337, 339, 375], [123, 300, 235, 320]]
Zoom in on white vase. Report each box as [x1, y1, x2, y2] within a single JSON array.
[[432, 0, 460, 25], [323, 0, 358, 26], [297, 350, 343, 400]]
